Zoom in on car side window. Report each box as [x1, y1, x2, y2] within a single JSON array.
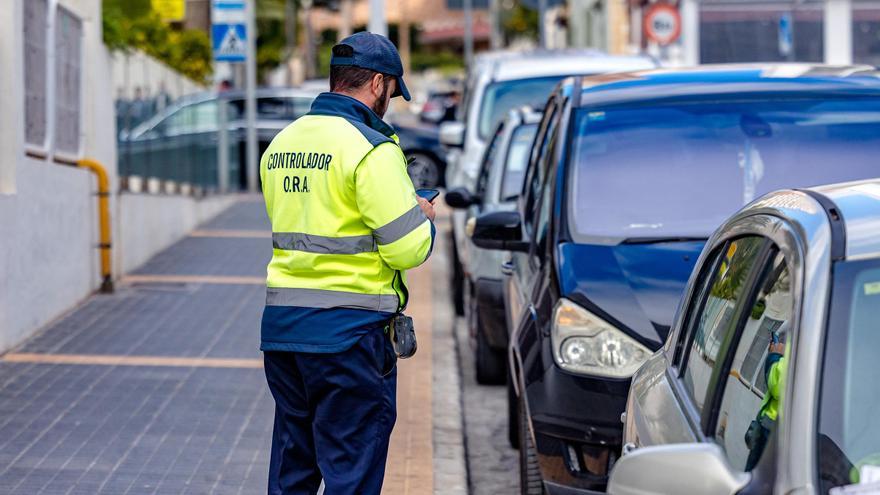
[[713, 251, 791, 472], [522, 98, 557, 234], [531, 119, 562, 259], [477, 123, 505, 198], [673, 248, 726, 367], [165, 101, 216, 135], [681, 236, 766, 415]]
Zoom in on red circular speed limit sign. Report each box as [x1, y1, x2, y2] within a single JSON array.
[[643, 3, 681, 45]]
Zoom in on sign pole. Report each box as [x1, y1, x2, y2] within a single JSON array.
[[464, 0, 473, 69], [369, 0, 387, 37], [212, 0, 250, 190], [538, 0, 547, 49], [245, 0, 258, 193]]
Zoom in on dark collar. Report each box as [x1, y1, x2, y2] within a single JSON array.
[[308, 92, 395, 138]]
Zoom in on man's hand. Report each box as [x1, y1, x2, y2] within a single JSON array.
[[769, 342, 785, 355], [417, 197, 436, 223]]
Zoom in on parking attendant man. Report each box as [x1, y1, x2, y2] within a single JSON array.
[[259, 32, 436, 495]]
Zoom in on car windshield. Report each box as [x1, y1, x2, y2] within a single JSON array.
[[818, 258, 880, 493], [569, 98, 880, 242], [501, 123, 538, 201], [478, 77, 563, 140]]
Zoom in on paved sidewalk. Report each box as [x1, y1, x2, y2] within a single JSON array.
[[0, 196, 445, 495]]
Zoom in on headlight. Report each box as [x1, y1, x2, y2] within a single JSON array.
[[551, 299, 651, 378]]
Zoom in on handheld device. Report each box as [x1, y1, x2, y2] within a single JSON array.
[[416, 188, 440, 202]]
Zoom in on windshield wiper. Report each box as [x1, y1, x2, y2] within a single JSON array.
[[620, 236, 709, 245]]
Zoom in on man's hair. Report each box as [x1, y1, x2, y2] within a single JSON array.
[[329, 45, 393, 93], [329, 65, 378, 93]]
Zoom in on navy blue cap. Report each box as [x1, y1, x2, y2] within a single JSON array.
[[330, 32, 411, 101]]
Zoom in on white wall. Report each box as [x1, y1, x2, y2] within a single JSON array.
[[117, 193, 238, 275], [0, 0, 240, 354], [0, 0, 113, 352], [112, 50, 205, 101]]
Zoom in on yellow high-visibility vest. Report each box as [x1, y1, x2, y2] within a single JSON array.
[[260, 92, 434, 353]]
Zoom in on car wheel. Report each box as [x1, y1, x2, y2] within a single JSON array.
[[519, 394, 544, 495], [508, 375, 520, 449], [474, 302, 506, 385], [449, 231, 465, 316], [406, 152, 440, 189]]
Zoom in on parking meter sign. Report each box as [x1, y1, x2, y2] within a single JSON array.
[[644, 3, 681, 46]]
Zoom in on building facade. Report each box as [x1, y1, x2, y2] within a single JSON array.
[[628, 0, 880, 65]]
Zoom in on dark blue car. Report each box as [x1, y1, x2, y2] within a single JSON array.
[[471, 64, 880, 494]]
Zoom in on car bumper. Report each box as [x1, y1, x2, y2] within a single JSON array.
[[521, 359, 630, 492], [473, 277, 507, 349]]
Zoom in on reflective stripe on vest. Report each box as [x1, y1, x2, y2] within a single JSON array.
[[373, 205, 429, 245], [273, 232, 377, 254], [266, 287, 399, 313]]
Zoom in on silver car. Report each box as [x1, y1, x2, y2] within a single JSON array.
[[445, 106, 541, 384], [609, 179, 880, 495]]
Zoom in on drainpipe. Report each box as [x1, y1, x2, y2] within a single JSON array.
[[77, 159, 114, 293]]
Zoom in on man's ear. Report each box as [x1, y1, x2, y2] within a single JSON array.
[[370, 73, 385, 97]]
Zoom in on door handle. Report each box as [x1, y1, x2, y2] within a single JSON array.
[[501, 260, 514, 276]]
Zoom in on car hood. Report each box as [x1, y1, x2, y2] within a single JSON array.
[[557, 241, 705, 349]]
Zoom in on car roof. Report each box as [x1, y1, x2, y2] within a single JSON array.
[[569, 63, 880, 108], [479, 49, 657, 82], [172, 86, 323, 106], [813, 180, 880, 260], [736, 179, 880, 262]]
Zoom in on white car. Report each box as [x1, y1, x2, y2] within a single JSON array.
[[439, 50, 657, 315]]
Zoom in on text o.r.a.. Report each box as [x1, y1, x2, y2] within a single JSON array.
[[283, 175, 310, 193]]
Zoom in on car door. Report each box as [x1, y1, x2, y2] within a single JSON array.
[[505, 96, 559, 340], [672, 235, 794, 470], [631, 235, 772, 448], [515, 104, 565, 392]]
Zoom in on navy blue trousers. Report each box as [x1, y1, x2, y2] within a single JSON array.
[[263, 329, 397, 495]]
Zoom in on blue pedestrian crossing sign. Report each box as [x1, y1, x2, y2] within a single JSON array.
[[212, 0, 247, 62]]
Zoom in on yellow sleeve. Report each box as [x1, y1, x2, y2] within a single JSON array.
[[355, 142, 434, 270]]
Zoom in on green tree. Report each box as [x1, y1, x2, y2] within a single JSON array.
[[501, 1, 539, 43], [102, 0, 213, 84]]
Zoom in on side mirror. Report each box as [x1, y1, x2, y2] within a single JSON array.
[[471, 211, 528, 252], [445, 187, 480, 209], [439, 121, 465, 148], [608, 443, 749, 495]]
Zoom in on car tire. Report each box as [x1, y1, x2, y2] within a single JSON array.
[[449, 232, 465, 316], [508, 376, 520, 449], [519, 394, 544, 495], [406, 152, 441, 189], [474, 304, 506, 385]]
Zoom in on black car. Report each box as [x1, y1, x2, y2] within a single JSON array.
[[387, 114, 448, 189], [471, 64, 880, 494]]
